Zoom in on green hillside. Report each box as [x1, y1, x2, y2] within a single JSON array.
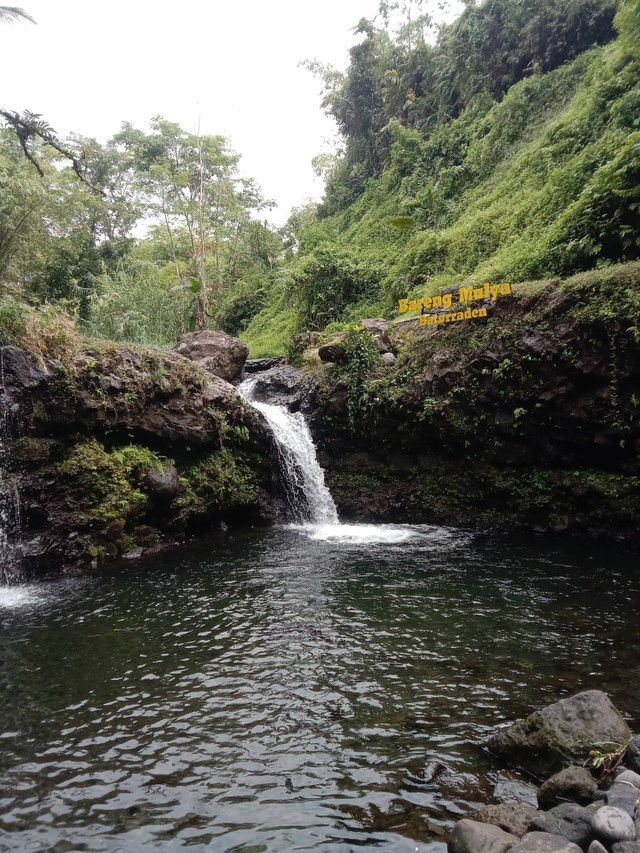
[[241, 0, 640, 356]]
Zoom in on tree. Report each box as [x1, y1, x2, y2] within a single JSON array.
[[114, 117, 272, 330]]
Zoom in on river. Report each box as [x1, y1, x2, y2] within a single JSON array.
[[1, 524, 639, 852]]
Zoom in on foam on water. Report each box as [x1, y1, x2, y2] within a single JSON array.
[[288, 522, 463, 545], [0, 585, 42, 609]]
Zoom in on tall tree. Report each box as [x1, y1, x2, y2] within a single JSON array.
[[114, 117, 271, 330]]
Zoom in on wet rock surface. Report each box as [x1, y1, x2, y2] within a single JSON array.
[[447, 691, 640, 853], [493, 772, 540, 807], [487, 691, 631, 778]]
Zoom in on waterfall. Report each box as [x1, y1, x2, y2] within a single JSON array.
[[0, 349, 21, 584], [239, 377, 339, 525]]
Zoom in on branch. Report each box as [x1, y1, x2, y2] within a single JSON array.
[[0, 7, 36, 24], [0, 109, 104, 195]]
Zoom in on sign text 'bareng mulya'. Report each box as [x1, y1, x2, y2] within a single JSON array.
[[399, 282, 512, 326]]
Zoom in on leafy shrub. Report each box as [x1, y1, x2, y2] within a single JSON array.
[[22, 305, 80, 367], [0, 298, 29, 345], [337, 326, 380, 431]]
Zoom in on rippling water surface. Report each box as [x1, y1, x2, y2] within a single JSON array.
[[1, 525, 639, 852]]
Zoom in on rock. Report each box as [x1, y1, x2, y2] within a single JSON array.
[[121, 548, 144, 561], [493, 771, 540, 807], [143, 464, 182, 501], [508, 832, 583, 853], [318, 341, 347, 363], [174, 330, 249, 382], [475, 803, 539, 837], [611, 843, 640, 853], [592, 807, 636, 843], [381, 352, 397, 366], [241, 365, 304, 408], [448, 819, 518, 853], [360, 318, 392, 353], [625, 737, 640, 775], [2, 342, 278, 580], [616, 770, 640, 789], [243, 357, 286, 374], [538, 767, 598, 810], [606, 781, 640, 817], [487, 691, 632, 778], [587, 841, 608, 853], [529, 803, 595, 848], [584, 803, 605, 816]]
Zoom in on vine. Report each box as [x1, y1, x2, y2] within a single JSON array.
[[339, 326, 380, 432]]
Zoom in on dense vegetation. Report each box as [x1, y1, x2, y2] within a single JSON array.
[[1, 0, 639, 359], [241, 0, 640, 355]]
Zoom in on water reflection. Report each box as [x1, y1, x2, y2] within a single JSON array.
[[0, 528, 638, 851]]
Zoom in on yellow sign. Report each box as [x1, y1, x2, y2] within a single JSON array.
[[399, 282, 512, 326]]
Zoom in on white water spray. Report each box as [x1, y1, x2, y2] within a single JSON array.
[[0, 348, 21, 584], [239, 377, 339, 525]]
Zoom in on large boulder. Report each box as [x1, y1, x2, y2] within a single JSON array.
[[448, 819, 518, 853], [487, 691, 631, 778], [174, 330, 249, 382]]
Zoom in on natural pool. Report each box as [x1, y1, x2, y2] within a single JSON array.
[[1, 524, 639, 852]]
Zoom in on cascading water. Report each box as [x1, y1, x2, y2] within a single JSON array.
[[0, 348, 21, 584], [239, 376, 339, 525]]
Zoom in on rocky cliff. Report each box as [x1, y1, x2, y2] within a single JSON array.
[[1, 336, 276, 579], [300, 263, 640, 539]]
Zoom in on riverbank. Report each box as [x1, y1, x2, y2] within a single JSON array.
[[448, 690, 640, 853]]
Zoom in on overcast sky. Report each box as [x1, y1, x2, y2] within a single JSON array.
[[1, 0, 460, 225]]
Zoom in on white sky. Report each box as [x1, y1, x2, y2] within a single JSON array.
[[1, 0, 460, 225]]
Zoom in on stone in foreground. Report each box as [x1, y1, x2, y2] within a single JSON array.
[[625, 736, 640, 775], [509, 832, 583, 853], [448, 818, 519, 853], [529, 803, 594, 848], [592, 806, 636, 843], [616, 770, 640, 789], [475, 802, 539, 837], [606, 780, 640, 817], [538, 767, 598, 810], [487, 691, 631, 778], [611, 843, 640, 853]]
